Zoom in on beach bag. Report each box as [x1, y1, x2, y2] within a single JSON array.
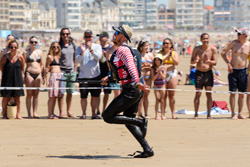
[[212, 101, 229, 112]]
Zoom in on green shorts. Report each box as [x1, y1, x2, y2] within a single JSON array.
[[60, 72, 77, 94]]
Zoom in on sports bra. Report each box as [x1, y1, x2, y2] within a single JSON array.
[[26, 50, 41, 63], [162, 51, 175, 64], [50, 57, 60, 66]]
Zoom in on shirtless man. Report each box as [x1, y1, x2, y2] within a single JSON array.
[[191, 33, 217, 119], [221, 28, 250, 119]]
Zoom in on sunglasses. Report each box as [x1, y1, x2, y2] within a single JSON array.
[[163, 42, 170, 45], [62, 33, 70, 36], [237, 33, 242, 36], [30, 41, 38, 44], [10, 46, 17, 49], [115, 31, 121, 35], [53, 46, 59, 49], [84, 36, 92, 38]]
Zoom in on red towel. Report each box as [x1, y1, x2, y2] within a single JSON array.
[[212, 101, 229, 112]]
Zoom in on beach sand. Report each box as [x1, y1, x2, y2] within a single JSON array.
[[1, 55, 250, 167]]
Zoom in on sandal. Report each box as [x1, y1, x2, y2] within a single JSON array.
[[91, 115, 101, 119]]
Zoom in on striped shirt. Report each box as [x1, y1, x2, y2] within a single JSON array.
[[114, 44, 139, 85]]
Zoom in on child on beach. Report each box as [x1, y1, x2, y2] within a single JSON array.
[[151, 54, 166, 120]]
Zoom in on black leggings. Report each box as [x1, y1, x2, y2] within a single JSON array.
[[102, 86, 151, 151]]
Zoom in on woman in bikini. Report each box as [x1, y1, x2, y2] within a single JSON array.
[[159, 38, 179, 119], [0, 40, 25, 119], [151, 54, 166, 120], [23, 36, 44, 118], [45, 42, 63, 119], [137, 40, 154, 118]]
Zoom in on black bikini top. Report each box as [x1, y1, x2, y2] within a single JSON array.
[[50, 57, 60, 66], [26, 50, 41, 63]]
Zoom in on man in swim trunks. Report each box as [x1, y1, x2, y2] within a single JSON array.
[[221, 28, 250, 119], [191, 33, 218, 119]]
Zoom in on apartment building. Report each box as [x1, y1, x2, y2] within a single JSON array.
[[118, 0, 135, 27], [169, 0, 204, 29], [55, 0, 81, 30], [145, 0, 157, 29], [204, 6, 214, 29], [134, 0, 146, 29], [157, 4, 175, 30], [214, 0, 250, 30], [26, 1, 56, 30], [9, 0, 26, 29], [0, 0, 9, 30]]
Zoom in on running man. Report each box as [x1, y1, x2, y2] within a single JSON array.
[[191, 33, 217, 119]]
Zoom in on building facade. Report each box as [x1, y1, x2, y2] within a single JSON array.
[[145, 0, 157, 29], [0, 0, 9, 30], [9, 0, 26, 29], [214, 0, 250, 30], [169, 0, 204, 29], [204, 6, 214, 30], [55, 0, 81, 30]]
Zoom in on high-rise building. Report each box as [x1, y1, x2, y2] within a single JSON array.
[[9, 0, 26, 29], [145, 0, 157, 28], [169, 0, 204, 29], [134, 0, 146, 29], [0, 0, 9, 29], [157, 4, 175, 30], [204, 6, 214, 30], [118, 0, 135, 27], [214, 0, 250, 30], [55, 0, 81, 30]]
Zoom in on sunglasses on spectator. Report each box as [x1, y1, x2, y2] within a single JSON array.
[[53, 46, 59, 49], [62, 33, 70, 36], [84, 36, 92, 38], [163, 42, 170, 45], [115, 31, 121, 35], [30, 41, 38, 44], [237, 33, 242, 36], [10, 46, 17, 49]]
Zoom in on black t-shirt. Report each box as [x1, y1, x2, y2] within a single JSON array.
[[100, 45, 112, 78]]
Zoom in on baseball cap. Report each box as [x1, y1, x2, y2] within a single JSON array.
[[154, 54, 163, 60], [112, 25, 133, 43], [96, 31, 109, 38], [84, 30, 93, 35], [235, 28, 248, 36]]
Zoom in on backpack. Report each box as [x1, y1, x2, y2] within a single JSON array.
[[109, 44, 143, 83]]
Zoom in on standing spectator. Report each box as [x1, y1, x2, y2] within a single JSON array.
[[137, 40, 154, 118], [0, 40, 25, 119], [151, 54, 166, 120], [191, 33, 217, 119], [160, 38, 179, 119], [23, 36, 44, 118], [45, 42, 63, 119], [59, 28, 77, 118], [222, 28, 250, 119], [96, 31, 112, 115], [75, 30, 102, 119]]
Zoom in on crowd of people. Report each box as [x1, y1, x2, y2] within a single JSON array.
[[0, 27, 250, 121]]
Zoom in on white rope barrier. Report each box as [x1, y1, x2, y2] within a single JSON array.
[[0, 86, 249, 95]]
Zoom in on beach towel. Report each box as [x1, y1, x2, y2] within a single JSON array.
[[212, 101, 229, 112]]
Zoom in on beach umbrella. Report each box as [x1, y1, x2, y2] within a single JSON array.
[[184, 39, 190, 43]]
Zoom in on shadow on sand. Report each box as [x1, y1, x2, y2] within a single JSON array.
[[46, 155, 132, 160]]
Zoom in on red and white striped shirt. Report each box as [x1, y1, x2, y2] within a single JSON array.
[[113, 44, 139, 85]]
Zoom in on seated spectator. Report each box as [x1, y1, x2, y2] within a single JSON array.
[[214, 70, 228, 86], [185, 64, 196, 85]]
